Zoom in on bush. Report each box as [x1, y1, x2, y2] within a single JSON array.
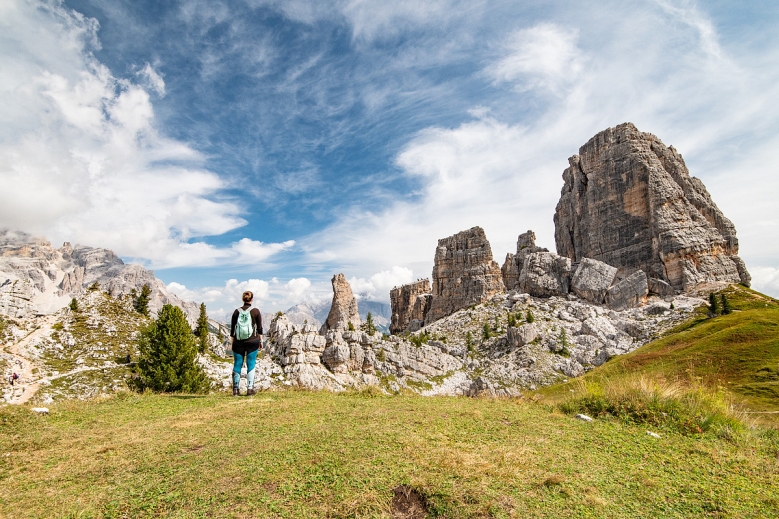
[[465, 331, 474, 353], [129, 304, 211, 393], [347, 321, 355, 331], [69, 298, 79, 312], [507, 312, 517, 328], [559, 377, 749, 437], [526, 310, 535, 323], [482, 322, 491, 341], [88, 281, 100, 292]]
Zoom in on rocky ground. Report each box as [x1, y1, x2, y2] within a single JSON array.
[[254, 290, 705, 397]]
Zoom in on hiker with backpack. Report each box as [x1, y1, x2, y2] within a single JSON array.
[[230, 290, 263, 396]]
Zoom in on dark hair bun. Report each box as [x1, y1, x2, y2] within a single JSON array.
[[242, 291, 253, 303]]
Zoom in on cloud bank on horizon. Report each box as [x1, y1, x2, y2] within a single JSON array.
[[1, 0, 778, 314]]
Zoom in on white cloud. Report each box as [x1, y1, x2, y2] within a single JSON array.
[[299, 3, 779, 302], [750, 267, 779, 299], [0, 0, 291, 269], [349, 266, 414, 302], [138, 62, 166, 96], [486, 23, 583, 96]]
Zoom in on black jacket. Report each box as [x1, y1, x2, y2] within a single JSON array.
[[230, 305, 263, 354]]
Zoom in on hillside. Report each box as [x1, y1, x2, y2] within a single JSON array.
[[0, 391, 777, 518], [536, 284, 779, 425]]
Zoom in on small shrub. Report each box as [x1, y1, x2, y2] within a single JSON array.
[[507, 312, 517, 328], [382, 333, 390, 340], [276, 311, 283, 318], [482, 322, 491, 341], [51, 322, 64, 331], [670, 302, 675, 310], [347, 321, 356, 331], [526, 310, 535, 323], [375, 349, 386, 362], [88, 281, 100, 292], [409, 331, 430, 347], [493, 316, 500, 332], [69, 298, 79, 312]]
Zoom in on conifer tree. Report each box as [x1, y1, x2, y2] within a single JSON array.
[[69, 298, 79, 312], [709, 292, 721, 316], [482, 322, 491, 340], [526, 310, 535, 323], [364, 312, 377, 336], [721, 294, 732, 315], [130, 304, 211, 393], [134, 284, 151, 316], [194, 302, 209, 353]]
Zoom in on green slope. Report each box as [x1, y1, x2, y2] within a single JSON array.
[[538, 285, 779, 424], [1, 391, 778, 518]]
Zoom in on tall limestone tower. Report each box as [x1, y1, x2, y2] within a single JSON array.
[[553, 122, 750, 292]]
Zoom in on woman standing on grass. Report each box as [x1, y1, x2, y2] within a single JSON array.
[[230, 291, 263, 396]]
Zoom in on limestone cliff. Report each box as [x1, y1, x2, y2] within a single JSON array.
[[390, 279, 432, 334], [501, 231, 548, 291], [424, 227, 505, 325], [554, 123, 750, 292]]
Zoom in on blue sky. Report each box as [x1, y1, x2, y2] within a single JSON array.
[[1, 0, 779, 316]]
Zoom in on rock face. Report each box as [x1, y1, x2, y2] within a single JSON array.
[[320, 273, 361, 334], [501, 231, 548, 291], [0, 230, 199, 323], [570, 258, 618, 304], [518, 252, 571, 298], [425, 227, 505, 325], [390, 279, 432, 334], [554, 123, 750, 292]]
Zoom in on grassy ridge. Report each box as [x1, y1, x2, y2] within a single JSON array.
[[1, 391, 778, 518], [538, 285, 779, 425]]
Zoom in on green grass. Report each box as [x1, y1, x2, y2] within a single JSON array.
[[538, 284, 779, 426], [1, 391, 778, 518]]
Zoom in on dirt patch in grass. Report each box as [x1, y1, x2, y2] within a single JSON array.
[[391, 485, 428, 519]]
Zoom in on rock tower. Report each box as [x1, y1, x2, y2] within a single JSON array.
[[320, 273, 361, 334], [554, 123, 750, 292]]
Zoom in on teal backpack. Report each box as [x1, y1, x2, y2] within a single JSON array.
[[235, 308, 254, 340]]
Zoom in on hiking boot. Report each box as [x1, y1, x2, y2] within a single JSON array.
[[232, 387, 240, 396], [246, 388, 257, 396]]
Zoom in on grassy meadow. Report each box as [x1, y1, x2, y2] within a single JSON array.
[[1, 389, 778, 518]]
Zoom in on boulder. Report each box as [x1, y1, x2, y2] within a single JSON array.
[[518, 252, 571, 297], [507, 323, 539, 348], [570, 258, 618, 304], [320, 273, 361, 334], [605, 270, 649, 311], [425, 227, 505, 325], [648, 277, 675, 297], [554, 122, 750, 292]]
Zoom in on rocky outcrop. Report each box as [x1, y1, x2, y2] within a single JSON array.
[[570, 258, 618, 304], [518, 252, 571, 298], [425, 227, 505, 325], [554, 122, 750, 292], [390, 279, 432, 334], [0, 230, 199, 323], [501, 231, 548, 291], [320, 273, 361, 334]]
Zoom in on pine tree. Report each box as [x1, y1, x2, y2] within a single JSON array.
[[194, 302, 209, 353], [709, 292, 721, 316], [130, 304, 211, 393], [482, 322, 491, 341], [721, 294, 732, 315], [134, 284, 151, 316], [364, 312, 377, 336], [465, 331, 474, 353], [526, 310, 535, 323], [69, 298, 79, 312]]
